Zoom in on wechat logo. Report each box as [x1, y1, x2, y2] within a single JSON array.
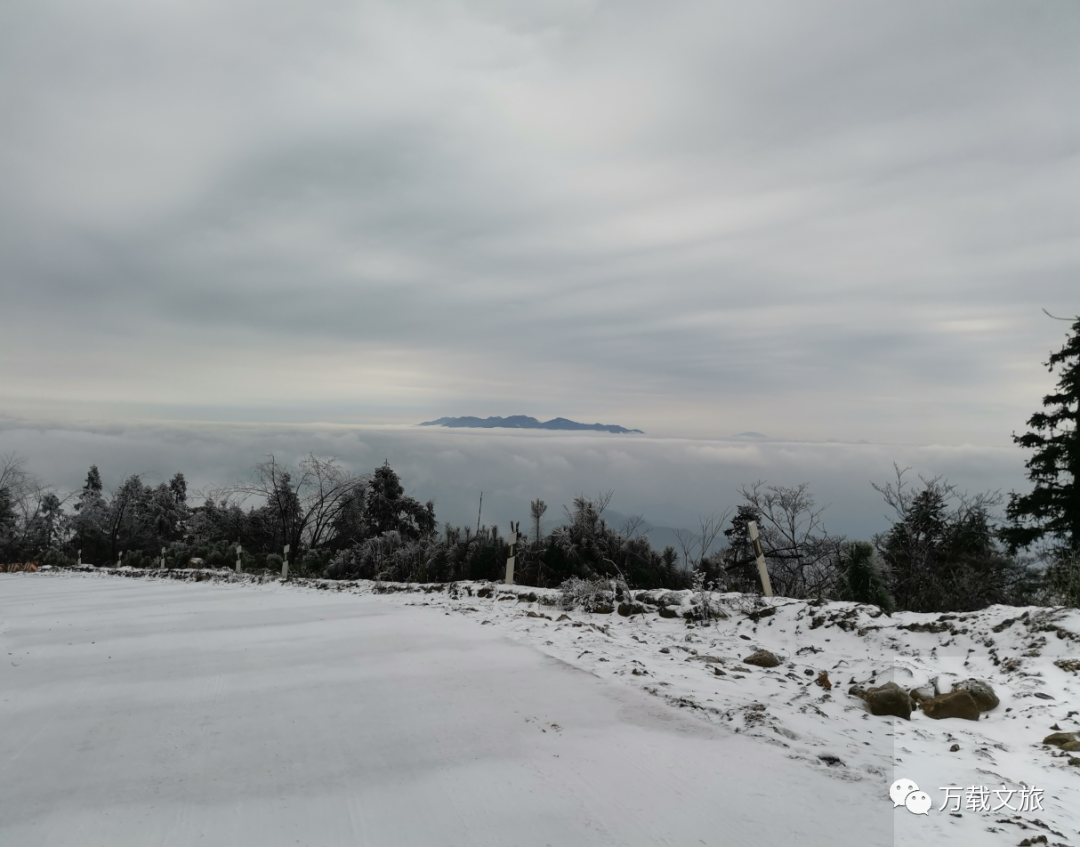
[[890, 778, 932, 815]]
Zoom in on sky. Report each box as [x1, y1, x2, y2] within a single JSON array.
[[1, 1, 1077, 539]]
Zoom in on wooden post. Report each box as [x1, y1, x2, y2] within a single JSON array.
[[282, 544, 290, 580], [235, 543, 243, 574], [747, 521, 773, 597], [505, 524, 518, 585]]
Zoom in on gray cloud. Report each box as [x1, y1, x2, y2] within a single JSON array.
[[1, 1, 1077, 449]]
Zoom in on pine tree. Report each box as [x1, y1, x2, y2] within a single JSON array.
[[1003, 314, 1080, 556], [837, 542, 895, 614]]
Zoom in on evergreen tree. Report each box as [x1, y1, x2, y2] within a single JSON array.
[[836, 541, 895, 614], [1004, 314, 1080, 556]]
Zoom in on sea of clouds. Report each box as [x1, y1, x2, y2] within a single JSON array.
[[0, 418, 1029, 547]]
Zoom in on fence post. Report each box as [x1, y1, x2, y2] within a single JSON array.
[[161, 547, 166, 569], [505, 523, 518, 585], [747, 521, 774, 597], [77, 549, 82, 566], [118, 551, 123, 568], [282, 544, 290, 580], [235, 543, 243, 574]]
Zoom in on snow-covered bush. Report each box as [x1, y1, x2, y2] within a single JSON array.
[[689, 568, 727, 621], [559, 576, 616, 612]]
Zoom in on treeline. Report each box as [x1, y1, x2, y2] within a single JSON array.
[[1, 451, 1076, 612]]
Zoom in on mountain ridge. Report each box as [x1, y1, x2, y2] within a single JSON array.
[[419, 415, 643, 434]]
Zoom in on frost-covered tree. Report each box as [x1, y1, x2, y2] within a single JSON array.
[[1003, 313, 1080, 557], [836, 541, 894, 614], [875, 467, 1033, 612]]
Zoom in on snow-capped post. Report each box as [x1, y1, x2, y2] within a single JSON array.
[[505, 523, 518, 585], [747, 521, 773, 597], [282, 544, 290, 580], [160, 547, 166, 569], [235, 543, 243, 574]]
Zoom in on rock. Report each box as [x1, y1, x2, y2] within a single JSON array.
[[951, 678, 999, 712], [556, 614, 571, 622], [593, 604, 614, 615], [618, 602, 645, 617], [1055, 658, 1080, 673], [657, 592, 683, 607], [713, 667, 726, 676], [909, 684, 935, 706], [746, 607, 776, 623], [477, 587, 493, 598], [1040, 731, 1078, 747], [921, 690, 980, 721], [848, 684, 867, 699], [863, 682, 913, 719], [658, 607, 679, 619], [949, 743, 960, 752], [742, 649, 780, 668], [1069, 758, 1080, 766], [1062, 740, 1080, 752], [804, 668, 815, 677], [659, 647, 671, 654]]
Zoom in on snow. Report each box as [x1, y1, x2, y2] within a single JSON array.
[[3, 570, 1079, 846]]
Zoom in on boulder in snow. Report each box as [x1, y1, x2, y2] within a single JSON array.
[[862, 682, 913, 720], [921, 690, 980, 721], [951, 678, 999, 712], [1042, 731, 1080, 748], [742, 649, 781, 668]]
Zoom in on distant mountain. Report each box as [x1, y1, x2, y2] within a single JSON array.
[[419, 415, 643, 434]]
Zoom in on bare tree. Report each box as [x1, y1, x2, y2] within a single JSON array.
[[673, 511, 731, 571], [620, 514, 649, 540], [0, 454, 54, 562], [231, 454, 363, 554], [737, 481, 844, 599]]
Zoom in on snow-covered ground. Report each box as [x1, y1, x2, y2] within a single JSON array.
[[3, 570, 1078, 846]]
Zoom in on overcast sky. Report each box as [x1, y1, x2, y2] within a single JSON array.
[[1, 2, 1077, 535]]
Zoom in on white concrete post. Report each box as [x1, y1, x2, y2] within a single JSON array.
[[747, 521, 774, 597], [77, 549, 82, 566], [282, 544, 290, 580], [235, 544, 243, 574], [161, 547, 166, 569], [505, 529, 517, 585], [118, 551, 123, 568]]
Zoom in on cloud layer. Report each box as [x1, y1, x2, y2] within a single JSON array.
[[0, 418, 1029, 543], [1, 1, 1077, 446]]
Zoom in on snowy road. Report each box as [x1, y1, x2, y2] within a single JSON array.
[[1, 575, 893, 846]]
